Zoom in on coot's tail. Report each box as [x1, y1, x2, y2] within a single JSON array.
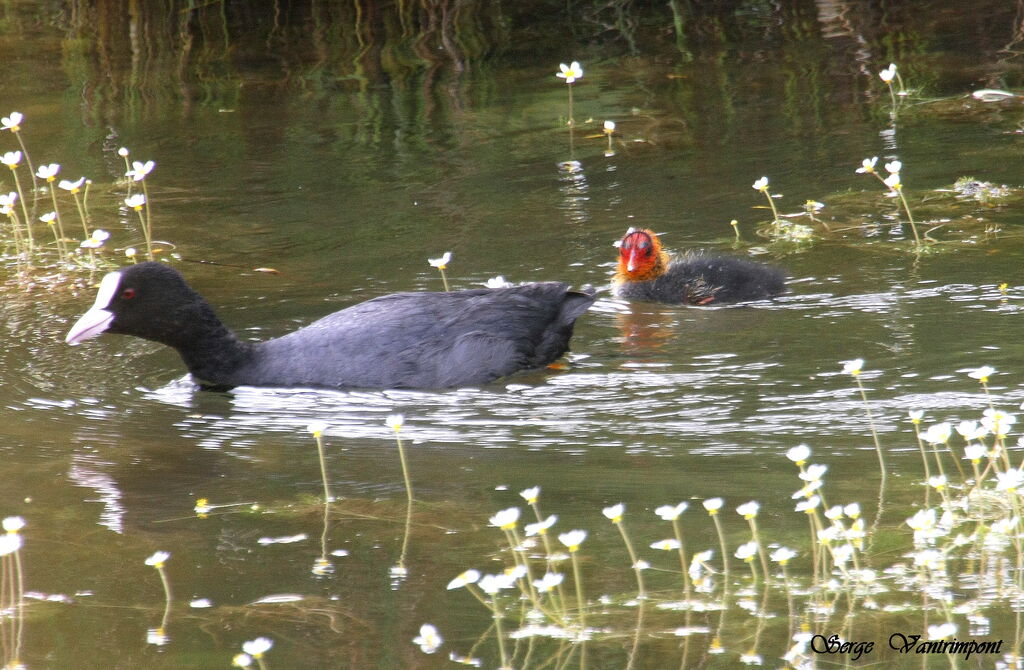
[[534, 285, 597, 366]]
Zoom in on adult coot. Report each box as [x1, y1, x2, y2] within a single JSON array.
[[611, 227, 786, 305], [66, 262, 596, 391]]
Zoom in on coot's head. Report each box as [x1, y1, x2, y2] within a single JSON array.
[[615, 227, 667, 281], [66, 262, 209, 346]]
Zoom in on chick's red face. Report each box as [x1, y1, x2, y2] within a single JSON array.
[[619, 230, 655, 273]]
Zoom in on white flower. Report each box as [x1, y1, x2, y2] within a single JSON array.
[[478, 573, 516, 594], [59, 177, 86, 193], [752, 176, 768, 191], [856, 156, 878, 174], [771, 547, 796, 564], [817, 525, 841, 543], [883, 172, 901, 190], [736, 501, 759, 519], [129, 160, 156, 181], [125, 193, 146, 209], [0, 535, 22, 556], [832, 544, 853, 566], [884, 160, 902, 174], [520, 486, 540, 503], [702, 497, 723, 513], [969, 366, 995, 383], [147, 627, 169, 646], [39, 212, 56, 224], [996, 469, 1024, 493], [484, 275, 512, 288], [413, 624, 443, 654], [800, 464, 828, 482], [907, 508, 942, 544], [489, 507, 520, 529], [920, 422, 951, 445], [145, 551, 170, 567], [386, 414, 404, 431], [0, 191, 17, 210], [1, 112, 23, 131], [446, 569, 480, 590], [558, 529, 587, 551], [125, 247, 137, 258], [927, 475, 947, 490], [242, 637, 273, 657], [650, 538, 681, 551], [232, 653, 253, 667], [740, 651, 762, 665], [117, 147, 130, 157], [992, 517, 1019, 535], [0, 519, 22, 538], [908, 409, 924, 422], [428, 252, 451, 268], [81, 230, 110, 249], [36, 163, 59, 180], [956, 420, 986, 441], [307, 421, 328, 436], [879, 63, 897, 83], [734, 541, 758, 561], [927, 623, 956, 640], [525, 515, 557, 537], [603, 120, 616, 133], [982, 408, 1016, 437], [795, 496, 820, 513], [1, 151, 21, 168], [844, 503, 861, 519], [655, 502, 688, 520], [792, 480, 822, 499], [841, 358, 863, 375], [963, 444, 985, 461], [786, 444, 811, 464], [824, 505, 844, 521], [556, 61, 583, 84], [534, 572, 564, 593], [602, 503, 624, 522]]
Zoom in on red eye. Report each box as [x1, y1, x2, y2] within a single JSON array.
[[121, 288, 136, 300]]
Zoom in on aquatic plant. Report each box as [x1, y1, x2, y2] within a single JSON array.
[[555, 61, 583, 127], [879, 62, 908, 120], [144, 550, 173, 647], [427, 364, 1024, 666], [750, 175, 815, 242], [0, 516, 26, 668], [0, 112, 170, 279], [855, 156, 922, 248], [603, 119, 615, 156], [237, 637, 273, 670], [603, 503, 646, 599], [387, 414, 415, 580], [427, 252, 452, 291]]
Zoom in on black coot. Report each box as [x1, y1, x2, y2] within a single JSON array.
[[66, 262, 596, 391]]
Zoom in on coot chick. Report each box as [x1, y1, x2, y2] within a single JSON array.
[[611, 228, 786, 305], [65, 262, 596, 391]]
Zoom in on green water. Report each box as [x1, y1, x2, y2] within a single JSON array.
[[2, 1, 1024, 667]]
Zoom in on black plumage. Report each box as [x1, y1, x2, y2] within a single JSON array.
[[66, 262, 596, 391]]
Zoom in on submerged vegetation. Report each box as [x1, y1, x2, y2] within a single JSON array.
[[420, 364, 1024, 667]]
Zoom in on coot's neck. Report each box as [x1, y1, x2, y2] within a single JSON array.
[[157, 297, 256, 387]]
